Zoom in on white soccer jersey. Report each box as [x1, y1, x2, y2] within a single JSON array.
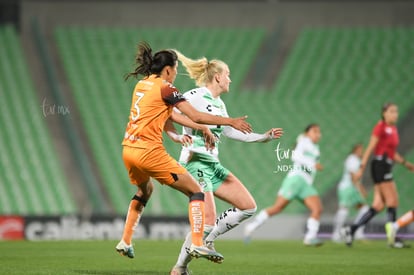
[[338, 154, 360, 190], [177, 87, 267, 164], [178, 87, 228, 163], [288, 135, 320, 185]]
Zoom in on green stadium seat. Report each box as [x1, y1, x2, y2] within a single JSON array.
[[0, 24, 77, 215]]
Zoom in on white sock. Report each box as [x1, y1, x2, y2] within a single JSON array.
[[203, 224, 214, 239], [205, 207, 256, 242], [354, 205, 369, 223], [354, 205, 369, 238], [332, 207, 348, 239], [174, 224, 214, 268], [244, 209, 269, 236], [174, 231, 192, 268], [304, 217, 320, 241]]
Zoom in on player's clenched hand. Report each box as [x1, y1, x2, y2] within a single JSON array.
[[231, 116, 252, 134], [179, 134, 193, 147], [201, 126, 217, 151]]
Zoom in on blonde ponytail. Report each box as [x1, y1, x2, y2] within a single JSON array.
[[174, 50, 227, 87], [174, 50, 209, 86]]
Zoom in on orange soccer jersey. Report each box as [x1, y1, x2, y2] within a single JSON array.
[[122, 74, 187, 185]]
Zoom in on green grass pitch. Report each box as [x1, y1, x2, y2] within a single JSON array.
[[1, 239, 413, 274]]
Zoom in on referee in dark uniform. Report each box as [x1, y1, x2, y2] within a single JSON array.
[[342, 103, 414, 247]]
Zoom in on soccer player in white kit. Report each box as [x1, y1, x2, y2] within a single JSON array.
[[169, 51, 283, 275], [331, 143, 369, 242], [244, 124, 324, 246]]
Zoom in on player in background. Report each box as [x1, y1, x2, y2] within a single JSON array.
[[116, 41, 252, 262], [386, 209, 414, 246], [341, 103, 414, 247], [331, 143, 369, 243], [169, 51, 283, 275], [244, 124, 324, 246]]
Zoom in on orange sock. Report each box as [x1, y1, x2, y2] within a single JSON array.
[[189, 193, 205, 247], [122, 197, 145, 245], [396, 210, 414, 229]]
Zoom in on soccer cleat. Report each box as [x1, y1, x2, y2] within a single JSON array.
[[205, 240, 224, 263], [392, 237, 411, 249], [340, 226, 354, 247], [189, 244, 224, 264], [331, 231, 342, 243], [385, 222, 396, 246], [354, 228, 366, 241], [170, 265, 191, 275], [115, 240, 135, 258], [303, 238, 323, 247]]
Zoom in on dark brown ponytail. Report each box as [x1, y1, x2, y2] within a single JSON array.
[[125, 41, 177, 80]]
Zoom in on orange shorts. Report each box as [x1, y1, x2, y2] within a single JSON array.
[[122, 145, 187, 185]]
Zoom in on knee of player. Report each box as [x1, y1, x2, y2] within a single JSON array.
[[146, 181, 155, 196], [136, 182, 154, 201], [312, 206, 323, 216], [372, 203, 384, 212]]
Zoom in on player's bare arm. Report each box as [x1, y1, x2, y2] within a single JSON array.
[[175, 100, 252, 134], [355, 135, 379, 180], [394, 152, 414, 172], [164, 118, 193, 146], [170, 111, 216, 150]]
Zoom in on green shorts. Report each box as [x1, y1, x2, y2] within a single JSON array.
[[338, 186, 366, 208], [183, 160, 230, 192], [278, 175, 318, 201]]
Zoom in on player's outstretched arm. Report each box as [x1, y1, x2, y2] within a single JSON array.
[[222, 127, 283, 143], [176, 100, 252, 133]]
